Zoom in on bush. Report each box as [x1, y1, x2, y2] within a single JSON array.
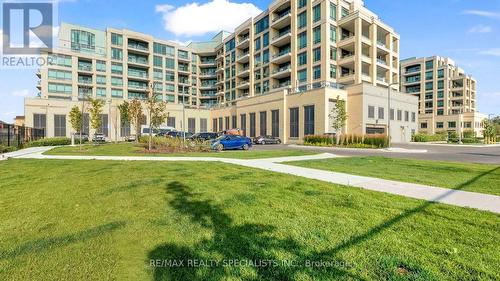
[[0, 145, 17, 153], [304, 134, 389, 148], [412, 132, 447, 142], [26, 137, 71, 147], [138, 136, 211, 153]]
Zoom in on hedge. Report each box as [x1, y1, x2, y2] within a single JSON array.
[[412, 132, 447, 142], [0, 145, 17, 153], [26, 137, 72, 147], [304, 134, 389, 148]]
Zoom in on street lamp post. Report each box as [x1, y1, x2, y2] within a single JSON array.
[[182, 85, 186, 147], [387, 82, 400, 148]]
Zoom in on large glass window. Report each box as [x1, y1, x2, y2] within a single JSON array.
[[425, 60, 434, 69], [298, 12, 307, 29], [249, 113, 256, 137], [289, 107, 299, 138], [263, 33, 269, 47], [330, 3, 337, 20], [111, 33, 123, 46], [259, 111, 267, 136], [298, 69, 307, 83], [165, 58, 175, 69], [313, 47, 321, 62], [111, 63, 123, 74], [254, 16, 269, 34], [298, 52, 307, 66], [313, 4, 321, 22], [48, 83, 72, 94], [298, 0, 307, 9], [96, 60, 106, 72], [304, 105, 315, 136], [313, 65, 321, 80], [313, 26, 321, 44], [111, 48, 123, 60], [330, 25, 337, 42], [71, 29, 95, 52], [298, 32, 307, 49], [154, 56, 163, 67], [271, 110, 279, 137], [48, 69, 72, 80], [240, 114, 247, 136], [33, 114, 47, 136], [255, 38, 261, 51], [54, 115, 66, 137]]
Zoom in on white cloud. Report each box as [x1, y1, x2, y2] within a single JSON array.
[[2, 111, 16, 117], [468, 25, 492, 33], [478, 48, 500, 57], [169, 39, 192, 46], [462, 10, 500, 19], [10, 89, 32, 97], [156, 0, 262, 36]]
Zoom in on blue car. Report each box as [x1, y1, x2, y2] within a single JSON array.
[[211, 135, 252, 151]]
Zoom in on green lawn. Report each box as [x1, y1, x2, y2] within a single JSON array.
[[1, 159, 499, 280], [286, 156, 500, 196], [44, 143, 314, 159]]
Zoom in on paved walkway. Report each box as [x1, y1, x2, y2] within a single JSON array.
[[4, 146, 500, 214]]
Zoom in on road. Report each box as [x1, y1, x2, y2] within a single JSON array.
[[253, 143, 500, 164]]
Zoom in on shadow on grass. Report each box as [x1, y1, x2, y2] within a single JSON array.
[[0, 221, 125, 260], [148, 168, 498, 280]]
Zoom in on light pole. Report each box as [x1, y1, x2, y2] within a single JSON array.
[[387, 82, 400, 148], [182, 85, 186, 147]]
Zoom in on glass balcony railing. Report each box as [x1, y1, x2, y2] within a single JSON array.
[[128, 57, 148, 65], [78, 78, 92, 84], [128, 42, 148, 51], [272, 29, 291, 41], [78, 64, 92, 71], [273, 49, 291, 58], [273, 65, 291, 74], [273, 11, 291, 22]]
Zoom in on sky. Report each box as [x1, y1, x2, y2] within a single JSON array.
[[1, 0, 499, 122]]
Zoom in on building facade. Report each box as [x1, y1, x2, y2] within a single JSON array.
[[25, 0, 418, 143], [400, 56, 485, 136]]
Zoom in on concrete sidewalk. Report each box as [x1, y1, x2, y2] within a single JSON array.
[[5, 146, 500, 214]]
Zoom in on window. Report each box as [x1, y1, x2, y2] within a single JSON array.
[[200, 118, 207, 132], [313, 4, 321, 22], [240, 114, 247, 136], [436, 122, 444, 129], [212, 118, 217, 132], [48, 54, 72, 67], [341, 7, 349, 18], [111, 63, 123, 74], [330, 64, 336, 78], [166, 45, 175, 57], [298, 12, 307, 29], [111, 89, 123, 98], [153, 42, 166, 55], [298, 69, 307, 83], [232, 115, 237, 129], [405, 111, 409, 122], [411, 112, 416, 122], [298, 32, 307, 49], [313, 26, 321, 44], [390, 109, 395, 120], [259, 111, 267, 136], [111, 33, 122, 46], [448, 122, 456, 128], [111, 77, 122, 86], [54, 115, 66, 137], [96, 60, 106, 72], [254, 16, 269, 34], [263, 33, 269, 47], [298, 0, 307, 9], [225, 116, 230, 130], [289, 107, 299, 138], [368, 106, 375, 118], [255, 38, 261, 51], [313, 47, 321, 62], [437, 69, 444, 78], [425, 60, 434, 69], [98, 114, 108, 137], [397, 110, 402, 121], [168, 117, 176, 128], [249, 113, 256, 137], [313, 65, 321, 80], [330, 3, 337, 20], [48, 69, 72, 80], [263, 50, 269, 64], [96, 75, 106, 85], [425, 71, 433, 80], [165, 58, 175, 69], [165, 71, 175, 82], [378, 107, 384, 119], [96, 88, 106, 97], [271, 110, 279, 137], [153, 56, 163, 67], [34, 114, 47, 136], [111, 48, 122, 60], [304, 105, 315, 136], [425, 82, 433, 91], [421, 123, 428, 129], [330, 47, 337, 60], [48, 83, 72, 94], [188, 118, 196, 133], [437, 80, 444, 90], [71, 29, 95, 52], [437, 90, 444, 99], [330, 25, 337, 42], [120, 120, 130, 137]]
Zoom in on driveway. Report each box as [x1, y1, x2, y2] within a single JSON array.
[[252, 143, 500, 164]]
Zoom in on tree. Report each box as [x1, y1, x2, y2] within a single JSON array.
[[145, 82, 168, 151], [128, 99, 143, 143], [89, 98, 105, 142], [482, 119, 497, 144], [329, 96, 348, 145], [118, 101, 130, 140], [69, 105, 82, 146]]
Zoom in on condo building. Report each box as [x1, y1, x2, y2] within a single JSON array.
[[25, 0, 418, 143], [400, 56, 486, 136]]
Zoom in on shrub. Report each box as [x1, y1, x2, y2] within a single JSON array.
[[0, 145, 17, 153], [26, 137, 71, 147], [303, 135, 334, 146], [138, 136, 211, 153], [304, 134, 389, 148], [412, 132, 447, 142]]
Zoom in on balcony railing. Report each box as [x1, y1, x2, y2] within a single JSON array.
[[128, 43, 148, 51], [273, 11, 291, 22], [272, 49, 291, 59], [272, 30, 291, 41], [273, 65, 291, 74], [78, 64, 92, 72]]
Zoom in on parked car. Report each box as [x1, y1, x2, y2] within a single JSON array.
[[189, 132, 219, 141], [141, 125, 175, 137], [166, 131, 193, 139], [73, 132, 89, 142], [253, 135, 281, 145], [125, 135, 136, 142], [211, 135, 252, 151], [92, 133, 106, 143]]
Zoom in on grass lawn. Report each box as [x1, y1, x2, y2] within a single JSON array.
[[1, 159, 499, 280], [285, 156, 500, 196], [44, 143, 314, 159]]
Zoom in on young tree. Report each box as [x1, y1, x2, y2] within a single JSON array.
[[128, 99, 143, 143], [117, 101, 130, 140], [89, 98, 105, 142], [146, 82, 168, 150], [69, 105, 82, 146], [329, 96, 348, 145], [482, 119, 497, 144]]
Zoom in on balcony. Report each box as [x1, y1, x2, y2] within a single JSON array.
[[337, 71, 355, 83], [271, 30, 291, 47], [199, 60, 216, 67], [128, 71, 148, 80], [376, 41, 390, 53], [199, 72, 216, 78], [237, 67, 250, 77], [236, 52, 250, 63], [200, 83, 217, 89], [78, 64, 92, 73], [271, 11, 291, 30], [376, 76, 388, 86], [236, 36, 250, 49], [78, 77, 93, 85], [127, 41, 149, 53], [338, 53, 355, 65], [271, 49, 291, 64], [271, 65, 291, 79], [404, 67, 421, 75], [376, 58, 389, 68], [236, 81, 250, 89], [128, 56, 149, 67], [178, 67, 190, 74], [338, 35, 355, 48], [128, 84, 148, 91], [272, 80, 291, 90]]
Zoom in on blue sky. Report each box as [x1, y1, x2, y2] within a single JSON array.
[[1, 0, 499, 122]]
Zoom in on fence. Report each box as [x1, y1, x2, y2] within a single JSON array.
[[0, 123, 45, 148]]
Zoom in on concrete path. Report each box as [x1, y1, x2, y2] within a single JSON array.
[[4, 146, 500, 214]]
